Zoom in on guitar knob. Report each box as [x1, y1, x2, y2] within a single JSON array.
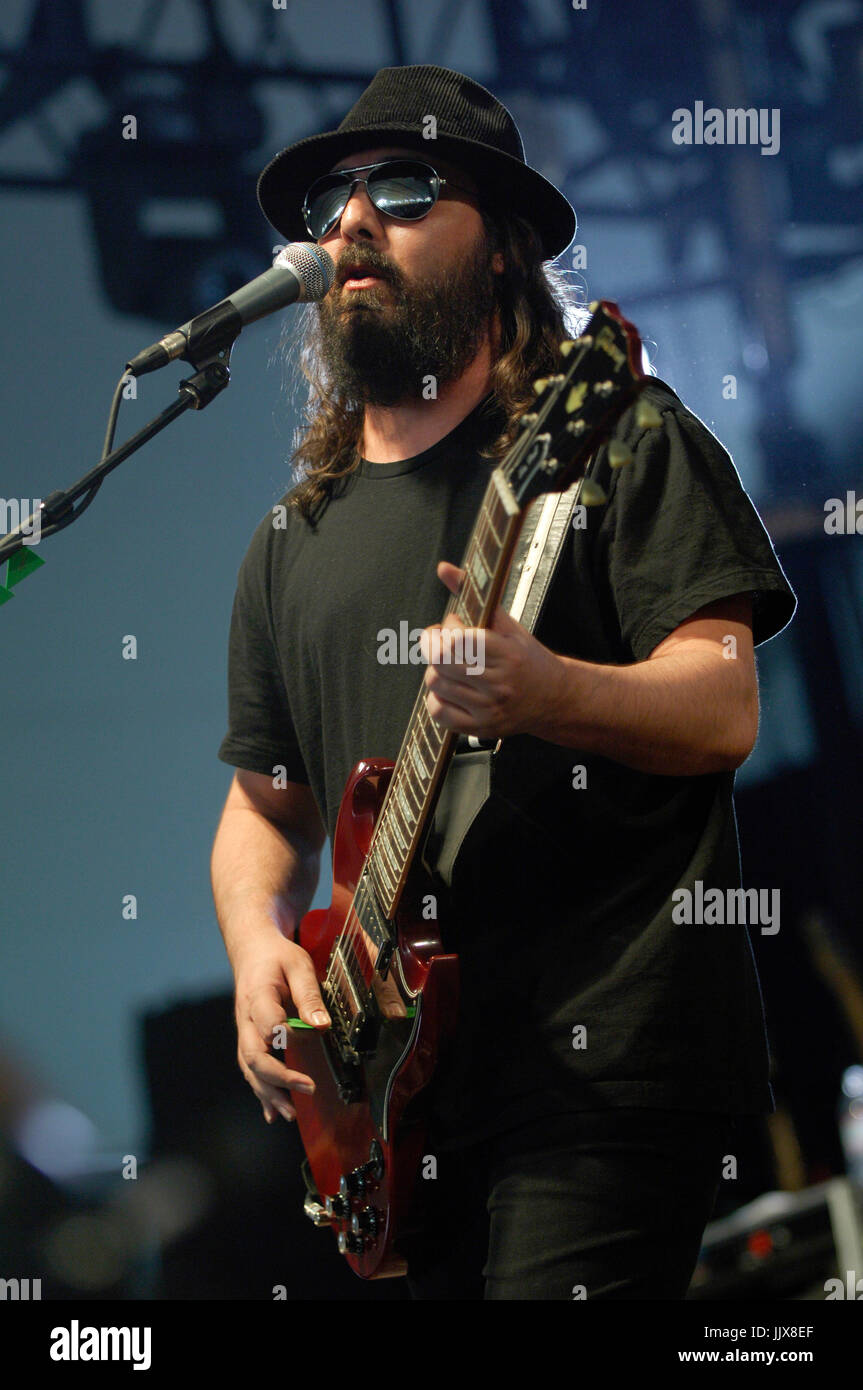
[[324, 1193, 350, 1219], [340, 1148, 383, 1196], [350, 1206, 379, 1237], [337, 1230, 365, 1255], [339, 1170, 365, 1198]]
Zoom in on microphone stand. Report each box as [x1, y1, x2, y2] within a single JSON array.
[[0, 350, 232, 600]]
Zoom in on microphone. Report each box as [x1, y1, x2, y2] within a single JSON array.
[[126, 242, 335, 377]]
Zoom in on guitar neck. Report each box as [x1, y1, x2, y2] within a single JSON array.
[[366, 466, 523, 920]]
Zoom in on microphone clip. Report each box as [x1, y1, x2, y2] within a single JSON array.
[[178, 356, 232, 410]]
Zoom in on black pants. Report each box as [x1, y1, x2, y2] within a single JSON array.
[[401, 1108, 733, 1300]]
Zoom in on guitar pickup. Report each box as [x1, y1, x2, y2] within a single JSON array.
[[348, 997, 380, 1055]]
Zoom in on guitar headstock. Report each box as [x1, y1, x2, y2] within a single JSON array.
[[504, 300, 660, 508]]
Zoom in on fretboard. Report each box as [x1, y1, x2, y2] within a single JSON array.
[[365, 466, 523, 920]]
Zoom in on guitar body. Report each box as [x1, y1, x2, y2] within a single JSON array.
[[286, 756, 459, 1278]]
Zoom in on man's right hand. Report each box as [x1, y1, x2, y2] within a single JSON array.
[[234, 940, 331, 1124]]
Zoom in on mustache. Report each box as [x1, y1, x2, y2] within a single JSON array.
[[334, 248, 400, 288]]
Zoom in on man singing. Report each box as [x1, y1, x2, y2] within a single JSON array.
[[211, 64, 796, 1299]]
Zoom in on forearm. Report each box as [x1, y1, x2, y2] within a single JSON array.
[[534, 647, 757, 776], [211, 805, 321, 970]]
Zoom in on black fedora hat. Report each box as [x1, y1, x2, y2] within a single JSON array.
[[257, 64, 576, 260]]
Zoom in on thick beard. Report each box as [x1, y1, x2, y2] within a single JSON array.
[[314, 231, 497, 407]]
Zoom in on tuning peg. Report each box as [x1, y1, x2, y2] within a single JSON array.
[[635, 399, 663, 430], [580, 478, 608, 506], [608, 440, 633, 468], [533, 377, 549, 394], [565, 382, 588, 414], [560, 336, 592, 357]]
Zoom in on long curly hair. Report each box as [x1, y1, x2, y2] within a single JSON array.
[[280, 209, 589, 523]]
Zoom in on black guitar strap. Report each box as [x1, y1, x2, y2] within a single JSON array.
[[424, 464, 592, 888]]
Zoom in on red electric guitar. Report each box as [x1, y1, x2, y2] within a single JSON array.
[[280, 301, 653, 1277]]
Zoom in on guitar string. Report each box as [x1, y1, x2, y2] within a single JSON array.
[[358, 499, 491, 921]]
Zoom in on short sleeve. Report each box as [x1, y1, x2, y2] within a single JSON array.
[[591, 384, 797, 662], [217, 524, 310, 784]]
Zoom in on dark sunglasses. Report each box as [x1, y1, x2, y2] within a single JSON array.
[[302, 158, 476, 240]]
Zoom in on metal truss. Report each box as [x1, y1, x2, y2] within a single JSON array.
[[0, 0, 861, 485], [1, 0, 859, 285]]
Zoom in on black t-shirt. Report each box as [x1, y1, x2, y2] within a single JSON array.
[[218, 378, 796, 1149]]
